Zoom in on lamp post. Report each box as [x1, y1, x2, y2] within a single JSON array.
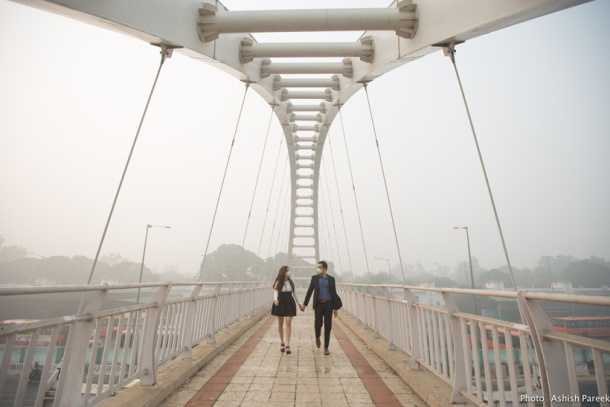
[[454, 226, 479, 315], [374, 257, 391, 276], [544, 256, 554, 291], [137, 224, 171, 304]]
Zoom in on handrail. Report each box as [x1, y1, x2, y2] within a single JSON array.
[[0, 281, 271, 406], [337, 283, 610, 407]]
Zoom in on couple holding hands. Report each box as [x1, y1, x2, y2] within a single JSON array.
[[271, 260, 342, 356]]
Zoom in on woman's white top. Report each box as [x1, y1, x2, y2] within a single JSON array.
[[273, 281, 300, 305]]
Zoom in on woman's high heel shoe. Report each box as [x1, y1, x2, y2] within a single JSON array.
[[280, 343, 285, 353]]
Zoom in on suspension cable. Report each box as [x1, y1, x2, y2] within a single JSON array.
[[338, 108, 371, 281], [318, 173, 336, 269], [363, 83, 406, 284], [274, 173, 291, 257], [237, 105, 275, 268], [321, 159, 344, 276], [443, 44, 517, 290], [257, 133, 284, 257], [318, 185, 333, 263], [327, 129, 355, 282], [266, 157, 289, 259], [85, 45, 174, 287], [198, 82, 250, 281]]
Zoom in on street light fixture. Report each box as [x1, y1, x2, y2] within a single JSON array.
[[137, 224, 171, 304], [374, 257, 391, 276], [544, 256, 554, 291], [453, 226, 479, 315]]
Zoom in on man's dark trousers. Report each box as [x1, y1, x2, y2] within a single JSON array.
[[315, 301, 334, 348]]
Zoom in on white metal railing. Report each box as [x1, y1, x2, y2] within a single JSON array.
[[0, 282, 270, 407], [338, 284, 610, 407]]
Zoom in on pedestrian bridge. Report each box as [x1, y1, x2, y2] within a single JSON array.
[[1, 282, 609, 407], [1, 1, 608, 406]]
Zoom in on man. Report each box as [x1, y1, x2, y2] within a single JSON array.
[[302, 260, 341, 355]]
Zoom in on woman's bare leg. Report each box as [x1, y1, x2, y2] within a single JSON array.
[[285, 317, 293, 347], [277, 317, 284, 345]]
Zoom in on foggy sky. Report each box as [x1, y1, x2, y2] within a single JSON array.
[[0, 0, 609, 281]]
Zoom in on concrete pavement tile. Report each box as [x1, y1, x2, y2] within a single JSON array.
[[340, 377, 365, 387], [317, 377, 342, 390], [370, 391, 403, 405], [297, 369, 319, 378], [275, 376, 298, 385], [273, 383, 296, 392], [211, 402, 241, 407], [342, 384, 368, 394], [296, 390, 322, 403], [267, 402, 295, 407], [256, 369, 279, 377], [319, 392, 348, 402], [384, 376, 415, 394], [395, 393, 425, 405], [321, 401, 348, 407], [223, 382, 251, 392], [216, 390, 246, 402], [344, 392, 374, 404], [229, 375, 254, 384], [297, 377, 319, 386], [240, 402, 271, 407], [242, 390, 271, 402], [296, 383, 320, 394], [251, 376, 275, 384], [269, 391, 296, 402]]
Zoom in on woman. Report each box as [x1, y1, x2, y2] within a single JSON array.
[[271, 265, 302, 355]]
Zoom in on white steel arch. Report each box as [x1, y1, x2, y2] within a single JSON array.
[[8, 0, 591, 270]]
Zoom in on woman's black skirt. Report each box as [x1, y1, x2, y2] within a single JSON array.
[[271, 291, 297, 317]]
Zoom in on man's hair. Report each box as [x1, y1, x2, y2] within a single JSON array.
[[317, 260, 328, 270]]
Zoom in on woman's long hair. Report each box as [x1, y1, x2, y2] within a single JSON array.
[[273, 265, 294, 293]]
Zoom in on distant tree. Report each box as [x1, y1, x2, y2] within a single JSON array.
[[433, 276, 458, 288], [513, 267, 534, 288], [478, 268, 511, 288], [0, 244, 29, 262], [199, 244, 265, 282], [0, 258, 40, 284], [263, 252, 315, 282], [100, 253, 124, 266], [565, 260, 610, 287], [450, 257, 486, 288]]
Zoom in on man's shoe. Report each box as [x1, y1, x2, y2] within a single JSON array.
[[315, 337, 321, 348]]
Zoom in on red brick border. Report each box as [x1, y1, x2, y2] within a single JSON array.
[[333, 324, 403, 406], [185, 316, 275, 407]]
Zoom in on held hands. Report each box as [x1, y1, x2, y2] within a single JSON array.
[[299, 304, 305, 312]]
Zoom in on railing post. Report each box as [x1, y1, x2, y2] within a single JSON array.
[[382, 287, 396, 351], [138, 284, 171, 386], [182, 284, 202, 359], [367, 285, 381, 338], [227, 283, 238, 328], [517, 291, 569, 407], [55, 287, 107, 406], [442, 291, 468, 404], [206, 284, 222, 344], [403, 287, 422, 370]]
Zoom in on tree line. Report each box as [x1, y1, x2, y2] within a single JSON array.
[[1, 236, 609, 288]]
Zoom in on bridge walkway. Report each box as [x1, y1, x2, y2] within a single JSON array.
[[105, 311, 463, 407]]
